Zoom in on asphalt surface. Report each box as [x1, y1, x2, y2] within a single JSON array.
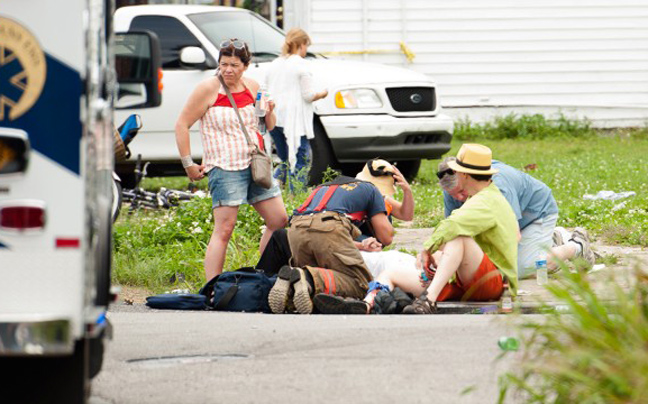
[[91, 306, 525, 404]]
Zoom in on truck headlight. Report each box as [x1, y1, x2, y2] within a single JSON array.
[[335, 89, 382, 109]]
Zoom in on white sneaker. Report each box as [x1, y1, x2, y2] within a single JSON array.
[[570, 227, 595, 265]]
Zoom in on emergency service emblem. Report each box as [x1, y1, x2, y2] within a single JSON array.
[[0, 17, 46, 121]]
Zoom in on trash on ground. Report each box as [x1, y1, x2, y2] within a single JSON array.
[[588, 264, 606, 273], [612, 201, 627, 211], [498, 336, 520, 351], [516, 289, 533, 296], [582, 190, 636, 201]]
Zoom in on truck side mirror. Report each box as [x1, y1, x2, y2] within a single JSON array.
[[180, 46, 206, 65], [114, 31, 162, 109]]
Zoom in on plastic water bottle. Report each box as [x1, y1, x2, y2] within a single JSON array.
[[500, 287, 513, 313], [536, 253, 548, 285], [498, 336, 520, 351], [255, 86, 266, 118]]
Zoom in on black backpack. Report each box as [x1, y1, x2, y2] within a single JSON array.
[[199, 267, 277, 313]]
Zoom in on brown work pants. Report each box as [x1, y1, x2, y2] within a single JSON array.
[[287, 212, 372, 299]]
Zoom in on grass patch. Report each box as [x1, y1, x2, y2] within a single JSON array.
[[410, 136, 648, 245], [454, 113, 597, 141], [113, 116, 648, 291], [497, 266, 648, 403]]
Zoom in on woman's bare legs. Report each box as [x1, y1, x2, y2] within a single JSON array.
[[205, 206, 239, 280], [253, 195, 289, 254], [424, 236, 484, 302]]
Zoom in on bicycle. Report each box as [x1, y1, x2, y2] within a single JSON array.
[[119, 154, 198, 214]]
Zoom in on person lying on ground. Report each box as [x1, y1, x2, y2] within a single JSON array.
[[267, 170, 394, 315], [438, 156, 595, 278], [318, 143, 520, 315], [256, 159, 413, 276]]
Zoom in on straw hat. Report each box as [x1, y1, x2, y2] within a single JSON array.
[[447, 144, 499, 175], [356, 158, 396, 196]]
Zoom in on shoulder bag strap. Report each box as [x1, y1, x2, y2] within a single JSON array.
[[217, 73, 260, 153]]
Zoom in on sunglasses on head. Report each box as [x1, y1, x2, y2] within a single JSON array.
[[219, 39, 247, 50], [436, 168, 455, 180]]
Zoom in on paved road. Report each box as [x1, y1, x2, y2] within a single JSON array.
[[91, 306, 524, 404]]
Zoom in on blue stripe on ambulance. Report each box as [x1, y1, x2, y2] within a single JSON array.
[[1, 53, 82, 175]]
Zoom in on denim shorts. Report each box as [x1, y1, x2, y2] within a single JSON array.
[[207, 166, 281, 208]]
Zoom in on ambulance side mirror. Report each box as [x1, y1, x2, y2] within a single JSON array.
[[114, 30, 162, 109], [0, 129, 30, 177]]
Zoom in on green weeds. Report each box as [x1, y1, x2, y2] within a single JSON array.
[[497, 266, 648, 403]]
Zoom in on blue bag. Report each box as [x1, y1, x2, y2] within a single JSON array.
[[145, 293, 209, 310], [199, 267, 276, 313]]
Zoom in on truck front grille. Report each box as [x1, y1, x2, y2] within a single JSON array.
[[385, 87, 435, 112]]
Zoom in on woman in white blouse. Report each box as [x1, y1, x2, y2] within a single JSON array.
[[266, 28, 328, 191]]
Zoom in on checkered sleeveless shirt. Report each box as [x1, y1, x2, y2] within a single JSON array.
[[200, 87, 261, 172]]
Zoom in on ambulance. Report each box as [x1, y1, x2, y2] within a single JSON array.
[[0, 0, 160, 402]]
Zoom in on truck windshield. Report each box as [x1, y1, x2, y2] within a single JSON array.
[[188, 11, 285, 63]]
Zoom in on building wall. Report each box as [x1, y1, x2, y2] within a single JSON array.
[[284, 0, 648, 127]]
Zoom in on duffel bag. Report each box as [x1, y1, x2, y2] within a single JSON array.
[[199, 267, 276, 313], [145, 293, 209, 310]]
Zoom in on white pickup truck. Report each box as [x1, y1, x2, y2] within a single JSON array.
[[114, 4, 453, 185]]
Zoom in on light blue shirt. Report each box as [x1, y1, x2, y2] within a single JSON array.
[[443, 160, 558, 230]]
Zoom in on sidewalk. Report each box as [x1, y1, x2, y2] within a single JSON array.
[[392, 228, 648, 313]]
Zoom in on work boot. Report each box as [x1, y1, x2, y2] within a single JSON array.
[[313, 294, 369, 315], [268, 265, 294, 314], [291, 267, 313, 314], [570, 227, 595, 265], [402, 292, 437, 315]]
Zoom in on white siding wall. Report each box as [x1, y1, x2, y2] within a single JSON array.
[[284, 0, 648, 127]]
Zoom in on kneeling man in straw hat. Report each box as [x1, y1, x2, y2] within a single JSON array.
[[403, 143, 519, 314]]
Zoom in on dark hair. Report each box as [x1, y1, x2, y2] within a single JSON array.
[[467, 173, 492, 182], [218, 41, 251, 66]]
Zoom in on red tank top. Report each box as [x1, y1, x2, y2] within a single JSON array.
[[213, 88, 255, 108], [211, 88, 264, 150]]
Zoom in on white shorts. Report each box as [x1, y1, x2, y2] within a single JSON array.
[[518, 213, 558, 279]]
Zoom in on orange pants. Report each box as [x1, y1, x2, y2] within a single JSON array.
[[436, 253, 504, 302]]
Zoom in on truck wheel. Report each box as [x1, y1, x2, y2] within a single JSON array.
[[308, 116, 339, 185], [1, 339, 90, 404], [89, 332, 106, 379], [394, 160, 421, 182]]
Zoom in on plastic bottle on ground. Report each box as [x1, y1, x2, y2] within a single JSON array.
[[536, 253, 548, 286], [500, 286, 513, 313], [498, 336, 520, 351]]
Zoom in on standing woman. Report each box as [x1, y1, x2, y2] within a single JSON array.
[[266, 28, 328, 190], [175, 39, 288, 280]]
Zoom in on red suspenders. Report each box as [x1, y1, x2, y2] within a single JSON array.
[[295, 184, 367, 222]]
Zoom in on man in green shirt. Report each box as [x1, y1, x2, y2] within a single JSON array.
[[404, 143, 519, 314]]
